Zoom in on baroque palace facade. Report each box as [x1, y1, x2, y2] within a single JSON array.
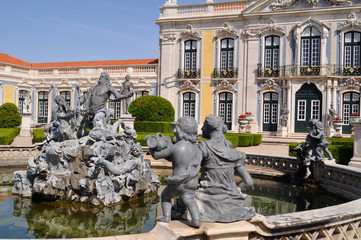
[[156, 0, 361, 135], [0, 53, 158, 125]]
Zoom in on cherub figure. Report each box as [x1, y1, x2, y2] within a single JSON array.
[[147, 116, 202, 228]]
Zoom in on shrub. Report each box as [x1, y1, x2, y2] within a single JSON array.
[[134, 121, 173, 133], [0, 103, 21, 128], [33, 129, 45, 143], [200, 133, 262, 147], [0, 128, 20, 145], [128, 96, 175, 122]]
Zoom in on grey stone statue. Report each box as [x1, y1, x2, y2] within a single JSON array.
[[280, 104, 289, 127], [13, 73, 159, 206], [146, 116, 202, 228], [328, 103, 337, 127], [194, 115, 256, 222], [120, 74, 134, 115], [81, 72, 133, 136], [291, 119, 333, 180]]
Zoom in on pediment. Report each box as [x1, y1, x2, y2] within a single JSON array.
[[243, 0, 353, 14], [17, 79, 32, 91]]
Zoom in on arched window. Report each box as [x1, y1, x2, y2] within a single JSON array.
[[183, 92, 195, 118], [263, 92, 278, 132], [184, 40, 197, 72], [342, 92, 360, 134], [300, 27, 321, 75], [38, 91, 48, 123], [344, 32, 361, 75], [264, 36, 280, 77], [60, 91, 71, 107], [219, 92, 233, 130]]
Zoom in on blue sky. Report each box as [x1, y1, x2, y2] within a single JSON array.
[[1, 0, 216, 63]]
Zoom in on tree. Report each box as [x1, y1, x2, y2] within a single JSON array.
[[0, 103, 21, 128]]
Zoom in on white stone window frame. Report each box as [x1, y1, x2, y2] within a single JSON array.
[[215, 36, 238, 71], [339, 30, 361, 70], [339, 89, 361, 125], [178, 89, 199, 120], [35, 83, 53, 124], [214, 89, 237, 130], [179, 37, 201, 74], [292, 18, 330, 67], [16, 80, 33, 115], [258, 85, 282, 132], [261, 33, 284, 70]]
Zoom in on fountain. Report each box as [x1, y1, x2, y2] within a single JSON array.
[[12, 72, 160, 206]]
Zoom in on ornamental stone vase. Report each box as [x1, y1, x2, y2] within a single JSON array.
[[238, 119, 248, 133], [332, 120, 343, 138]]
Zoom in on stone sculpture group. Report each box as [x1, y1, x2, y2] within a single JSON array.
[[146, 115, 256, 227], [13, 72, 160, 206]]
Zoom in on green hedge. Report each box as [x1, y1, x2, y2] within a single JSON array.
[[33, 129, 45, 143], [289, 138, 354, 165], [134, 121, 173, 133], [200, 133, 262, 147], [0, 128, 20, 145]]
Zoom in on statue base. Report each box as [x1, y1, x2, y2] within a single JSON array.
[[19, 113, 32, 137], [119, 115, 136, 129], [349, 157, 361, 168], [277, 126, 288, 137], [327, 127, 336, 137]]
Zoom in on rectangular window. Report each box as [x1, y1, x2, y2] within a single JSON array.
[[345, 46, 352, 68], [298, 100, 306, 121], [344, 104, 350, 125], [353, 93, 360, 101], [226, 103, 232, 122], [354, 46, 360, 67], [264, 93, 270, 101], [311, 100, 320, 120], [265, 49, 272, 68], [221, 51, 227, 70], [301, 39, 309, 66], [272, 93, 278, 101], [344, 93, 351, 101], [115, 102, 121, 118], [190, 103, 195, 118], [264, 103, 270, 124], [184, 103, 189, 117], [185, 52, 190, 71], [228, 51, 234, 69], [191, 52, 197, 70], [219, 103, 225, 121], [311, 38, 320, 66], [352, 104, 359, 115], [271, 104, 277, 124], [273, 49, 279, 68]]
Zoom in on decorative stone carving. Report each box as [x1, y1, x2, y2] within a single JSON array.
[[271, 0, 297, 10], [179, 79, 200, 93], [339, 12, 361, 32], [280, 104, 289, 127], [327, 0, 351, 6], [340, 77, 361, 90], [243, 19, 284, 39], [216, 22, 239, 38], [215, 79, 237, 93], [306, 0, 319, 6], [293, 18, 330, 41], [180, 24, 201, 40], [160, 33, 177, 44], [260, 78, 280, 90]]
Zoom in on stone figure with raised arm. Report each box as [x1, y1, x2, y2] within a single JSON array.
[[120, 74, 134, 115], [328, 103, 337, 127], [146, 116, 202, 228], [195, 115, 256, 222], [83, 72, 133, 130], [280, 103, 289, 127]]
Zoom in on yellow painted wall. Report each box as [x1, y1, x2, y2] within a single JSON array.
[[202, 31, 214, 78], [4, 85, 15, 103], [200, 82, 213, 124]]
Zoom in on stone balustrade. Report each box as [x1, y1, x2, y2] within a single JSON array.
[[0, 145, 39, 165]]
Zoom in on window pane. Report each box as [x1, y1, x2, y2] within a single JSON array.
[[354, 46, 360, 67], [190, 93, 195, 100], [265, 49, 271, 68], [185, 41, 191, 50], [271, 104, 278, 124], [301, 39, 310, 66], [184, 93, 189, 100], [228, 51, 234, 69], [272, 93, 278, 101], [343, 104, 350, 125], [219, 103, 225, 121], [220, 93, 226, 100], [191, 52, 197, 69], [264, 104, 270, 123], [221, 39, 227, 48], [266, 37, 272, 46], [221, 51, 227, 70], [344, 93, 351, 101], [192, 40, 197, 49], [301, 27, 310, 37], [274, 36, 280, 46], [273, 49, 279, 67], [345, 46, 352, 67], [311, 27, 320, 36], [228, 39, 234, 48], [264, 93, 270, 101], [185, 52, 190, 71], [311, 38, 320, 66], [298, 100, 306, 121], [355, 33, 360, 43], [311, 100, 320, 120], [227, 93, 232, 100], [353, 93, 360, 101], [345, 33, 352, 43]]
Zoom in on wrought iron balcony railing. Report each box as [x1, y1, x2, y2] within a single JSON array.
[[177, 69, 201, 79], [213, 68, 238, 78], [257, 64, 361, 78]]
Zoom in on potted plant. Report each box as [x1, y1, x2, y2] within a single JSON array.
[[245, 112, 254, 122], [350, 113, 360, 123], [332, 117, 343, 137], [238, 114, 248, 133]]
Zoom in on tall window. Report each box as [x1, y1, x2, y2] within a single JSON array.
[[301, 27, 320, 67], [219, 92, 233, 130], [60, 91, 71, 107], [136, 91, 149, 98], [183, 92, 195, 118], [265, 36, 280, 69], [344, 32, 361, 76], [18, 90, 27, 114], [220, 38, 234, 70], [184, 40, 197, 71], [38, 91, 48, 123]]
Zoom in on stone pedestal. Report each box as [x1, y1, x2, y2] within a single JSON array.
[[350, 122, 361, 168], [277, 126, 288, 137], [19, 113, 32, 137], [119, 114, 136, 129], [326, 127, 336, 137], [248, 122, 258, 134]]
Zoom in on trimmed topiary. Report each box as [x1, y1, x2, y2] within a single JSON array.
[[128, 96, 175, 122], [33, 129, 45, 143], [0, 103, 21, 128], [134, 121, 173, 133]]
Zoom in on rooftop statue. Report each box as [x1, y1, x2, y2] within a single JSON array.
[[13, 73, 159, 206], [146, 116, 202, 228]]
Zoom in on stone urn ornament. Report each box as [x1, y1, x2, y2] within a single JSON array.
[[245, 112, 254, 122], [238, 114, 248, 133], [350, 113, 360, 123], [332, 117, 343, 138]]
